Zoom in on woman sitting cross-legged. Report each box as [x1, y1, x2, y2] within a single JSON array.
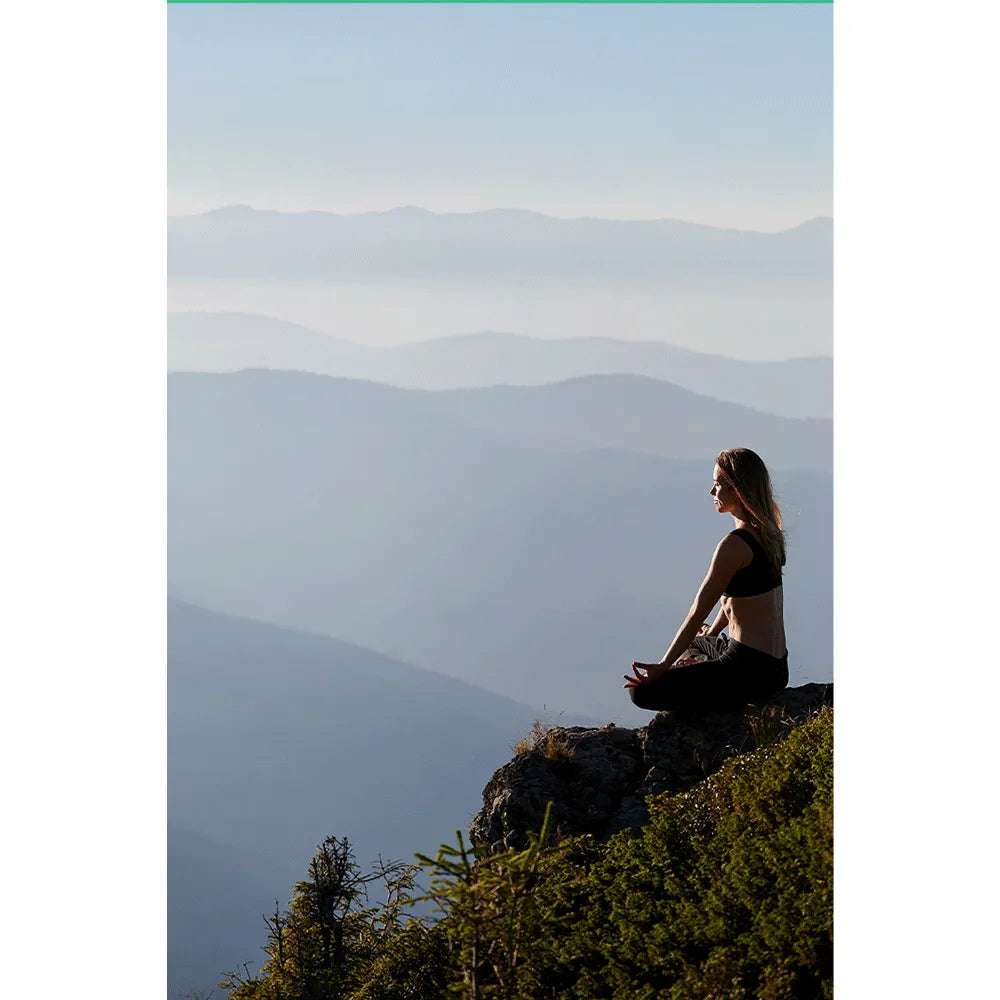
[[625, 447, 789, 713]]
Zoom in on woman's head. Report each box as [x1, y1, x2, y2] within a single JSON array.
[[712, 448, 786, 569]]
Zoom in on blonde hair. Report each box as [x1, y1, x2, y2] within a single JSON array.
[[715, 448, 786, 571]]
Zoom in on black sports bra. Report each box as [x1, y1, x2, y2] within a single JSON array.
[[723, 528, 782, 598]]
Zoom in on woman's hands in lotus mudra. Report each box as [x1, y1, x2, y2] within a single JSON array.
[[624, 655, 700, 687], [625, 661, 666, 687]]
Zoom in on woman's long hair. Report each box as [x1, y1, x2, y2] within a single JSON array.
[[716, 448, 786, 571]]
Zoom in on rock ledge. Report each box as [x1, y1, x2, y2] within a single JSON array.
[[469, 683, 832, 853]]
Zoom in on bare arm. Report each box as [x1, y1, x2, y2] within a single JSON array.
[[627, 535, 749, 686], [703, 605, 728, 638], [657, 539, 742, 666]]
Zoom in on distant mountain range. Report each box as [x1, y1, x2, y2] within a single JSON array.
[[168, 369, 832, 723], [169, 206, 832, 282], [167, 206, 831, 358], [168, 312, 833, 419], [169, 599, 564, 998]]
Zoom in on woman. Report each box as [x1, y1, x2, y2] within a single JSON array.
[[625, 448, 788, 712]]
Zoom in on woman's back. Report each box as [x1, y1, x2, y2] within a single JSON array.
[[721, 527, 786, 657], [723, 586, 786, 658]]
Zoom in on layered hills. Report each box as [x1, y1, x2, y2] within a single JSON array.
[[168, 312, 833, 419], [167, 207, 831, 357], [168, 368, 832, 724]]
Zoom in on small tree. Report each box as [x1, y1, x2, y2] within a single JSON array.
[[417, 802, 579, 1000], [220, 837, 418, 1000]]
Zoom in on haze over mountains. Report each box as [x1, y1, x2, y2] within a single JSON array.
[[169, 312, 833, 419], [168, 369, 832, 723], [168, 207, 832, 357], [169, 206, 832, 282]]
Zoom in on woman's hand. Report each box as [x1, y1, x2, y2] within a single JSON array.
[[697, 623, 711, 636], [624, 661, 667, 687]]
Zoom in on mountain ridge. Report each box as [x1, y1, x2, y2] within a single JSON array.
[[170, 309, 834, 362], [168, 205, 831, 282], [171, 204, 833, 237], [168, 312, 833, 418], [171, 310, 833, 361], [169, 597, 552, 716], [167, 367, 832, 468]]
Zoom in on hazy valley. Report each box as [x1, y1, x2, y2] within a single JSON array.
[[169, 599, 569, 997]]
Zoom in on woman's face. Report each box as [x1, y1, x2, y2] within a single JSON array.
[[710, 464, 742, 516]]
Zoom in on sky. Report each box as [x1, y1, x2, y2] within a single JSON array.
[[168, 3, 832, 232]]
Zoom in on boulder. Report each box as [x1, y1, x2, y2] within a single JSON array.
[[469, 683, 832, 853]]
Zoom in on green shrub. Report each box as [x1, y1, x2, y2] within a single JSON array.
[[563, 706, 833, 999], [220, 708, 832, 1000]]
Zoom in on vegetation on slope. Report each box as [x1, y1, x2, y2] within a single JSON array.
[[216, 707, 832, 1000]]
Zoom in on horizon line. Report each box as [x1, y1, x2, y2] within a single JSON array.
[[168, 202, 833, 236]]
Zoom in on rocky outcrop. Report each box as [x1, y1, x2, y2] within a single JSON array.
[[469, 683, 832, 853]]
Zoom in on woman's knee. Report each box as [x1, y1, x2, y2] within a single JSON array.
[[628, 684, 660, 710]]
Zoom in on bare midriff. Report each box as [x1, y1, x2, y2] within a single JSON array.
[[721, 587, 786, 658]]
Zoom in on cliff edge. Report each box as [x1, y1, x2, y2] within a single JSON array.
[[470, 682, 833, 853]]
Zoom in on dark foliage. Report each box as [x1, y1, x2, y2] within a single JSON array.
[[216, 708, 832, 1000]]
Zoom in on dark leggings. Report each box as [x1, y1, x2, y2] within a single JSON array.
[[629, 635, 788, 713]]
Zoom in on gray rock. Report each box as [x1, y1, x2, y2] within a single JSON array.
[[469, 683, 832, 853]]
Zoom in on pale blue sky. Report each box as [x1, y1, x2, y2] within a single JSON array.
[[169, 3, 831, 232]]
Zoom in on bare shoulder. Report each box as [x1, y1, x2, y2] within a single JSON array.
[[713, 532, 753, 568]]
